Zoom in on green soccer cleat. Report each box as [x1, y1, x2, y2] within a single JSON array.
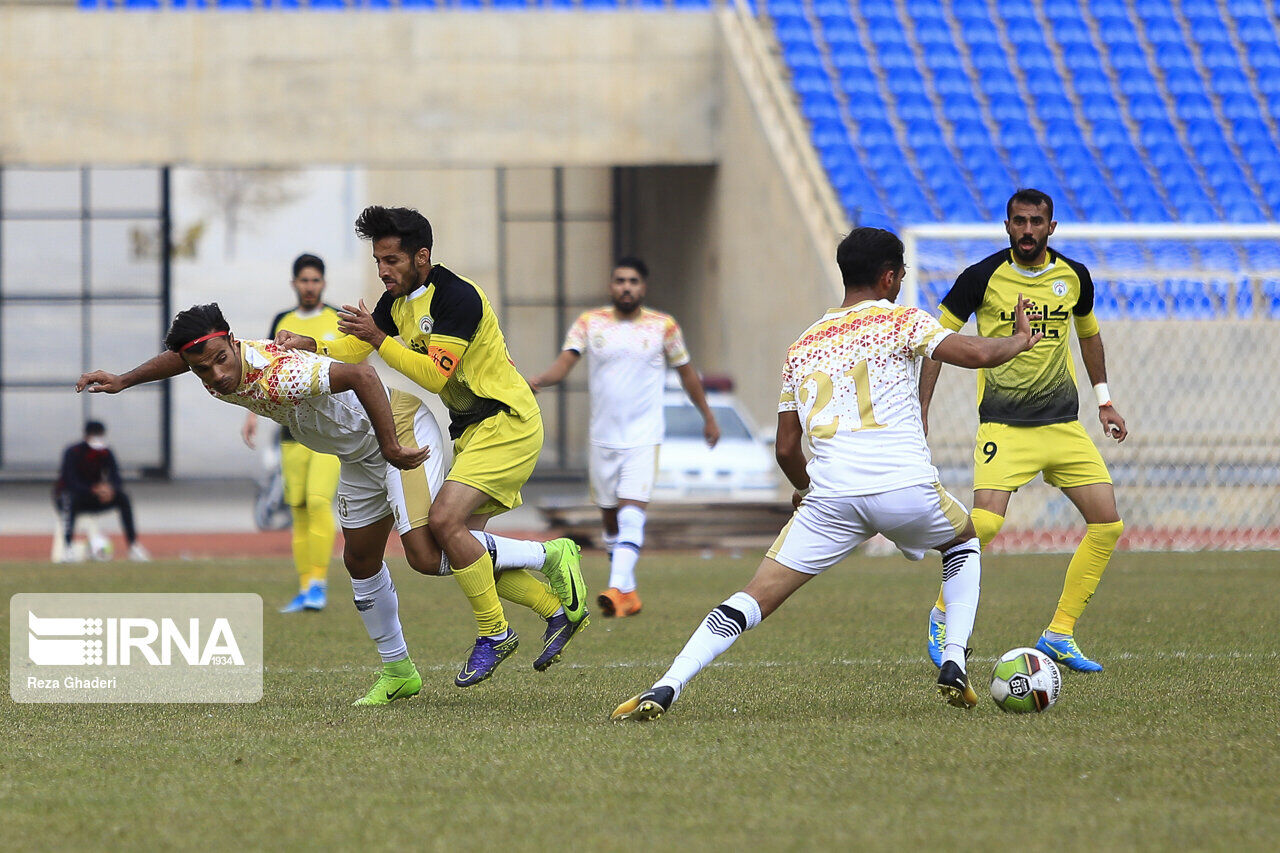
[[352, 660, 422, 706], [541, 538, 588, 625]]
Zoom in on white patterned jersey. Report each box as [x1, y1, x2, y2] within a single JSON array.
[[563, 307, 691, 448], [209, 340, 382, 463], [778, 300, 953, 496]]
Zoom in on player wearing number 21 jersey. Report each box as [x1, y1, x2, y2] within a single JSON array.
[[611, 227, 1043, 721]]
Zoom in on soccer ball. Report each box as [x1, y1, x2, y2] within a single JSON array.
[[88, 534, 114, 561], [989, 647, 1062, 713]]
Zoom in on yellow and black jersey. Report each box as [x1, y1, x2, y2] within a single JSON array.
[[320, 265, 538, 440], [939, 248, 1101, 426], [268, 305, 342, 442]]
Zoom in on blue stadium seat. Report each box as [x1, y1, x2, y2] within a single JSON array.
[[924, 47, 965, 74], [1174, 94, 1214, 121], [1234, 278, 1254, 317], [822, 20, 860, 46], [1246, 42, 1280, 73], [1117, 71, 1159, 98], [914, 19, 953, 47], [1167, 278, 1218, 318], [783, 44, 824, 69], [1244, 241, 1280, 268], [884, 66, 926, 94], [774, 18, 814, 44], [1162, 68, 1205, 98], [1116, 278, 1168, 318], [1221, 94, 1263, 122], [1263, 279, 1280, 319], [124, 0, 161, 7], [801, 92, 842, 122], [1062, 44, 1104, 73], [1107, 44, 1149, 72], [791, 67, 831, 95], [1210, 69, 1251, 96], [1197, 241, 1243, 270]]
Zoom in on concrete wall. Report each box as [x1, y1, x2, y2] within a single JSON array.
[[0, 11, 718, 166]]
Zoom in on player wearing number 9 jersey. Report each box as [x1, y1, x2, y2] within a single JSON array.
[[611, 227, 1042, 721], [918, 189, 1128, 673]]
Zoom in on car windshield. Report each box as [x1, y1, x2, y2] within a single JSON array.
[[664, 404, 754, 441]]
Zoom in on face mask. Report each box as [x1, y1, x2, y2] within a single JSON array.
[[86, 437, 108, 450]]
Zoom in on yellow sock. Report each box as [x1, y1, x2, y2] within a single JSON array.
[[306, 494, 335, 587], [1049, 520, 1124, 635], [289, 504, 311, 592], [452, 551, 508, 636], [495, 570, 560, 619], [936, 508, 1005, 612]]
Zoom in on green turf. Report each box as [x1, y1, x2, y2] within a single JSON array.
[[2, 550, 1278, 850]]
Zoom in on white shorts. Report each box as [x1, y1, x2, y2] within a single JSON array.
[[766, 483, 970, 575], [588, 444, 659, 508], [336, 390, 447, 535]]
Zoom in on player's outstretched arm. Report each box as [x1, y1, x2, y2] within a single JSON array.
[[930, 294, 1043, 369], [329, 362, 430, 471], [76, 351, 188, 394], [1078, 332, 1128, 442], [526, 350, 581, 393], [675, 363, 721, 447]]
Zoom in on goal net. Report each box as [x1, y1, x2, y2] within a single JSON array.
[[902, 223, 1280, 552]]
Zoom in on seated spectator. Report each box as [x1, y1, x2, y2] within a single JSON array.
[[53, 421, 150, 562]]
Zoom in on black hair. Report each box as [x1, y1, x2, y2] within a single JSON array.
[[84, 421, 106, 437], [1007, 188, 1054, 220], [835, 227, 905, 289], [614, 256, 649, 280], [165, 303, 231, 354], [354, 206, 434, 255], [292, 253, 325, 278]]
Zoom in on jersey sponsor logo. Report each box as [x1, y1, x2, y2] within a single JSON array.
[[419, 315, 434, 334], [1052, 281, 1068, 297]]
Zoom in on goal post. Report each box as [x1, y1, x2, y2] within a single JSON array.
[[902, 223, 1280, 552]]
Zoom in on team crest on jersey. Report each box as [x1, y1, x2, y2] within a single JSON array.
[[1052, 281, 1068, 297], [419, 315, 434, 334]]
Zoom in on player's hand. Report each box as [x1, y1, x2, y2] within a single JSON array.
[[1099, 404, 1127, 442], [76, 371, 127, 394], [525, 376, 541, 395], [704, 417, 721, 448], [381, 442, 431, 471], [92, 483, 115, 503], [791, 489, 809, 509], [338, 300, 387, 349], [241, 415, 257, 449], [1012, 294, 1045, 350], [274, 330, 316, 352]]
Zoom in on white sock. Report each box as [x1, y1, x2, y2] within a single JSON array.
[[470, 530, 545, 572], [609, 505, 645, 593], [940, 538, 981, 670], [655, 591, 762, 699], [350, 564, 408, 662], [601, 531, 618, 558]]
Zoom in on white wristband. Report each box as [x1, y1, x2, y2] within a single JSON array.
[[1093, 382, 1112, 407], [796, 486, 811, 498]]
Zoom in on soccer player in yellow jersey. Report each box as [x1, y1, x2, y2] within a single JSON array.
[[919, 189, 1128, 672], [242, 254, 343, 614], [277, 206, 588, 687]]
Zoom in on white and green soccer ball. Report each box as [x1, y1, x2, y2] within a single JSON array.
[[989, 647, 1061, 713]]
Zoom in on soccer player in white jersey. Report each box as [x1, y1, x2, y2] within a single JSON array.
[[78, 304, 587, 703], [528, 257, 719, 617], [612, 228, 1044, 720]]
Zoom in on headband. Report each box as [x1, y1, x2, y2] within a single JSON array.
[[179, 330, 230, 353]]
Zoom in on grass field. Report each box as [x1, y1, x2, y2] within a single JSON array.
[[3, 549, 1279, 850]]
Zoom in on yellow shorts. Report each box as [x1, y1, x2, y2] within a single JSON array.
[[447, 410, 543, 516], [972, 421, 1112, 492], [280, 440, 340, 507]]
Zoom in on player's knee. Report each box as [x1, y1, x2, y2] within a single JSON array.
[[1089, 519, 1124, 547], [341, 544, 380, 578], [970, 508, 1005, 549], [404, 540, 446, 576]]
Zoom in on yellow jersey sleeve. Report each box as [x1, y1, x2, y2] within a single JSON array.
[[318, 333, 375, 364], [1074, 310, 1100, 339], [376, 335, 467, 395]]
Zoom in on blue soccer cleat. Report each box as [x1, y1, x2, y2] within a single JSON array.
[[279, 591, 309, 614], [1036, 632, 1103, 672], [455, 631, 519, 687], [927, 613, 946, 668], [303, 582, 327, 611], [533, 611, 589, 672]]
